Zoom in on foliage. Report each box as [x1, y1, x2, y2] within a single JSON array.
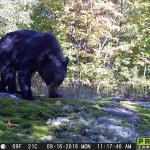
[[0, 0, 33, 36], [0, 0, 150, 98], [113, 0, 150, 96]]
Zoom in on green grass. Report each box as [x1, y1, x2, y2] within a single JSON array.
[[134, 106, 150, 131], [0, 97, 149, 143], [0, 98, 58, 142], [0, 97, 103, 142], [120, 101, 150, 131]]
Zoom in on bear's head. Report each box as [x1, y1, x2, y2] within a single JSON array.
[[38, 55, 69, 98]]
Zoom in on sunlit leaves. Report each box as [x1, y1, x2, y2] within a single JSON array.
[[0, 0, 33, 35], [0, 0, 149, 96]]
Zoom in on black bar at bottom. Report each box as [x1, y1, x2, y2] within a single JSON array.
[[0, 143, 136, 150]]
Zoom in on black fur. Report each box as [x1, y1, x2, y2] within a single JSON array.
[[0, 30, 69, 100]]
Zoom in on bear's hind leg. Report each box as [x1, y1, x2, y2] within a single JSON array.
[[18, 69, 33, 100], [4, 67, 17, 94], [0, 74, 7, 93]]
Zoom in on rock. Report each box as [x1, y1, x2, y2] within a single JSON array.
[[40, 135, 53, 141], [122, 101, 150, 108], [46, 117, 70, 126], [101, 104, 141, 122], [0, 92, 20, 99], [63, 105, 79, 113], [111, 97, 121, 102]]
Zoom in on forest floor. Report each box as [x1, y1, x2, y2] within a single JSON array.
[[0, 93, 150, 143]]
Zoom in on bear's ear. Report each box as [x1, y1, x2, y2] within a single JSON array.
[[64, 57, 69, 66]]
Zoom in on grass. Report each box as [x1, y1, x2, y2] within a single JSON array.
[[120, 101, 150, 131], [0, 97, 100, 142], [0, 97, 149, 143], [0, 98, 56, 142]]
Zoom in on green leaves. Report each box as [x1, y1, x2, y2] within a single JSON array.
[[0, 0, 149, 97], [0, 0, 33, 36]]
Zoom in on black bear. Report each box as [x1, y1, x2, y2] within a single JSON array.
[[0, 29, 69, 100]]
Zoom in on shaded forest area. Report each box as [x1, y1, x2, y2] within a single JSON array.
[[0, 0, 150, 99]]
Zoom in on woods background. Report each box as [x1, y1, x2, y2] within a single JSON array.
[[0, 0, 149, 99]]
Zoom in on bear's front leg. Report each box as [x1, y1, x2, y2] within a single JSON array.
[[48, 85, 62, 98], [18, 69, 33, 100]]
